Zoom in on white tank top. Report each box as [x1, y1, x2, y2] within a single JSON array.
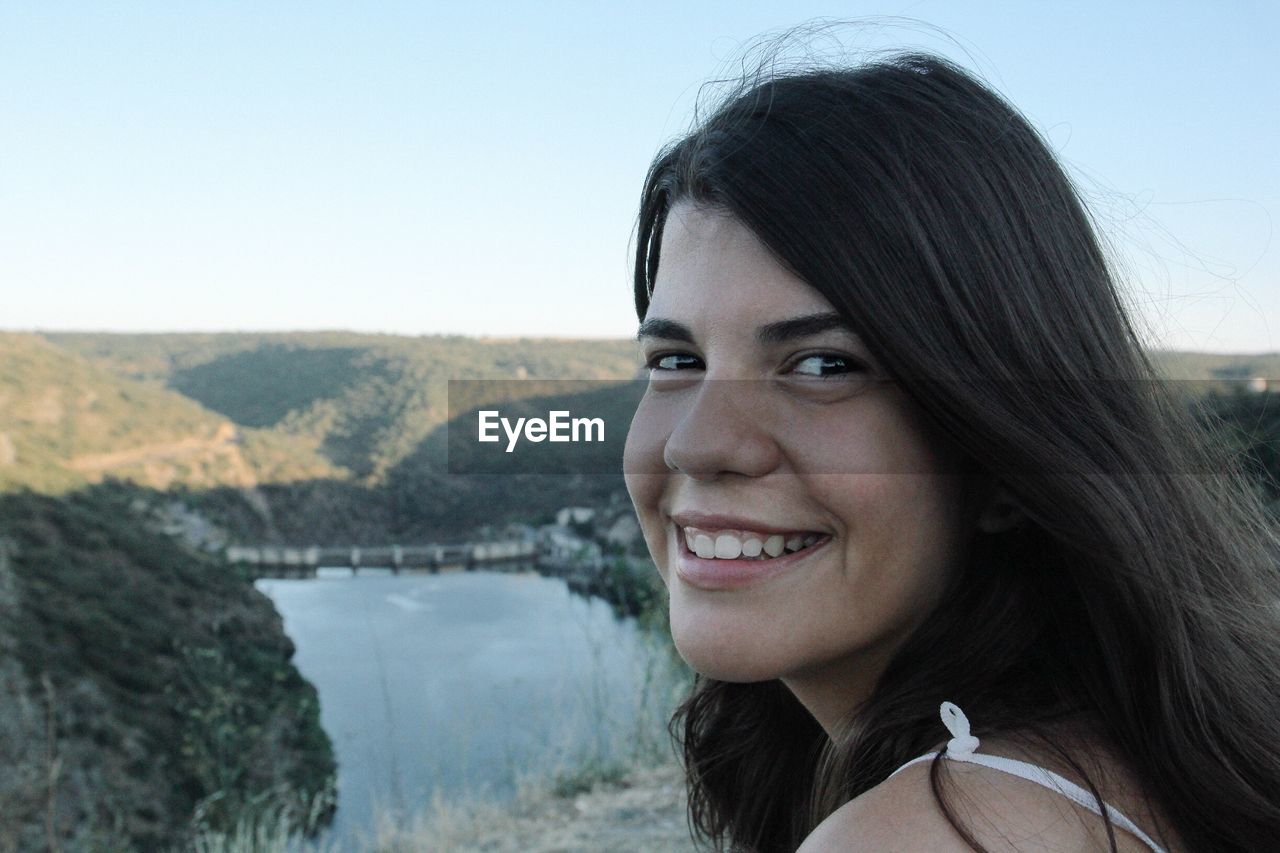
[[888, 702, 1168, 853]]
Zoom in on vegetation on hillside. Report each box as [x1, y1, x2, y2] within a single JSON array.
[[3, 332, 646, 544], [0, 483, 335, 851], [0, 334, 339, 494], [46, 332, 645, 482]]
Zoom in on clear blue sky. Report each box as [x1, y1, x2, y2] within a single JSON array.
[[2, 1, 1276, 352]]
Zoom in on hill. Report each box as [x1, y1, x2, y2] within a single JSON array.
[[0, 333, 339, 493], [0, 483, 335, 850], [13, 333, 645, 544], [45, 332, 645, 482]]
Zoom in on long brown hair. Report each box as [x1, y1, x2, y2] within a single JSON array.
[[633, 52, 1280, 852]]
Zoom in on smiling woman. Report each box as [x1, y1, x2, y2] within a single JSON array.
[[627, 204, 972, 714], [621, 51, 1280, 853]]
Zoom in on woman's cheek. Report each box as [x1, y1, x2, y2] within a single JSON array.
[[622, 421, 671, 586]]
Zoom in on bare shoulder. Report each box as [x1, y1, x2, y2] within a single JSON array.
[[796, 759, 970, 852], [797, 736, 1174, 852]]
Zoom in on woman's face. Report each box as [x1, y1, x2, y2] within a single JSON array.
[[623, 202, 974, 717]]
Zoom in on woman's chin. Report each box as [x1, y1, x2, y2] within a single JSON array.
[[672, 619, 785, 683], [679, 653, 777, 683]]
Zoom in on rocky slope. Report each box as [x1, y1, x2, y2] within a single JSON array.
[[0, 484, 336, 850]]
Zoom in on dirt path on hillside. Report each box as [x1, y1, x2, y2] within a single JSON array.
[[66, 422, 258, 487]]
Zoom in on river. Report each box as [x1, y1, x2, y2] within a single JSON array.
[[255, 567, 676, 848]]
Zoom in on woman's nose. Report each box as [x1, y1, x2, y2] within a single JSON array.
[[662, 379, 782, 480]]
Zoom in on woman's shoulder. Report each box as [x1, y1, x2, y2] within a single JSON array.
[[798, 722, 1180, 853]]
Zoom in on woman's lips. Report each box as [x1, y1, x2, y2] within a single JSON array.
[[673, 524, 831, 590]]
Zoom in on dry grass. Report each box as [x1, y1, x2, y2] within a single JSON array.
[[362, 757, 690, 853]]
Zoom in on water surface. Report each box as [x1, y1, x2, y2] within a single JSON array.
[[256, 569, 669, 846]]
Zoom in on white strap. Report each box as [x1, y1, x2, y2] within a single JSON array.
[[887, 702, 1168, 853]]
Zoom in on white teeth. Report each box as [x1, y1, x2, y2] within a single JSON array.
[[714, 535, 742, 559], [681, 526, 822, 561]]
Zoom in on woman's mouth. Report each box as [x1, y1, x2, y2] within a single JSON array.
[[674, 524, 830, 589]]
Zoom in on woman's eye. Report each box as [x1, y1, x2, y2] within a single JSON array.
[[647, 353, 703, 371], [791, 354, 863, 378]]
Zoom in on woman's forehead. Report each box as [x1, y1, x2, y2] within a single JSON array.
[[649, 203, 838, 325]]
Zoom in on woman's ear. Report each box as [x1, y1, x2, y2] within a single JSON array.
[[977, 484, 1025, 533]]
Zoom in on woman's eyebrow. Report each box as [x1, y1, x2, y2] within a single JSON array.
[[756, 312, 857, 345], [636, 317, 694, 343], [636, 312, 858, 344]]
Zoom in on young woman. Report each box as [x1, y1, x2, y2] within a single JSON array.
[[621, 52, 1280, 851]]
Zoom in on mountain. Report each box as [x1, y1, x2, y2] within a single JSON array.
[[44, 332, 645, 482], [0, 333, 339, 493]]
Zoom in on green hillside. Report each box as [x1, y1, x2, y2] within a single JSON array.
[[0, 484, 335, 850], [0, 334, 339, 494], [2, 332, 649, 545], [47, 332, 644, 482]]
